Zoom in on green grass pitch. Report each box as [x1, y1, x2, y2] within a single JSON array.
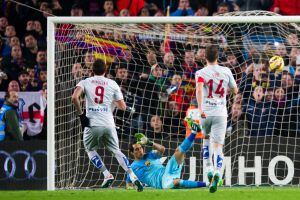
[[2, 187, 300, 200]]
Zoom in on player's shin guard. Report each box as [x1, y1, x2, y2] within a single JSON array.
[[178, 132, 196, 153], [214, 146, 224, 172], [179, 180, 206, 188], [86, 150, 107, 173]]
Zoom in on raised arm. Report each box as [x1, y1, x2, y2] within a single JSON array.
[[152, 142, 166, 156]]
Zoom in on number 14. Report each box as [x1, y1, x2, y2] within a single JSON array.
[[207, 79, 225, 98]]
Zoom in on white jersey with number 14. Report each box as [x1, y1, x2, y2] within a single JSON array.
[[76, 75, 124, 127], [195, 65, 237, 117]]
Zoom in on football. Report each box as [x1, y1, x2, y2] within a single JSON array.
[[269, 55, 284, 72]]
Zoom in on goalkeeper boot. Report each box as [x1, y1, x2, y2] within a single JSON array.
[[209, 171, 220, 193], [101, 174, 114, 188], [133, 180, 144, 192], [184, 118, 202, 132]]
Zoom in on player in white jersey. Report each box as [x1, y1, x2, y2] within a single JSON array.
[[72, 59, 143, 191], [195, 45, 238, 193]]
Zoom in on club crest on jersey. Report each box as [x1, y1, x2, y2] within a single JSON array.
[[145, 160, 151, 166]]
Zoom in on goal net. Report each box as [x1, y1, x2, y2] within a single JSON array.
[[49, 11, 300, 189]]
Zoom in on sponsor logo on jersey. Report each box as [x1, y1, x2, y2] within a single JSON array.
[[88, 106, 108, 112]]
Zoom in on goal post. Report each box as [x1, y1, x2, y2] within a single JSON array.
[[47, 12, 300, 190]]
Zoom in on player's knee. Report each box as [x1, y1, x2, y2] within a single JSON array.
[[162, 179, 174, 189]]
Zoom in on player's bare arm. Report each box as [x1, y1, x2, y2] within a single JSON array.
[[196, 81, 206, 118], [72, 86, 84, 115], [231, 86, 238, 95], [114, 99, 127, 110], [152, 143, 166, 155]]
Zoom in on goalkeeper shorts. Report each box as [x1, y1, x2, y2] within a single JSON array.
[[161, 155, 183, 189]]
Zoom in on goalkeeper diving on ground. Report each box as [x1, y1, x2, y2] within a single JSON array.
[[126, 118, 221, 191]]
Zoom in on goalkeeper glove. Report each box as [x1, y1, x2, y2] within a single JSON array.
[[79, 112, 89, 130], [134, 133, 153, 145]]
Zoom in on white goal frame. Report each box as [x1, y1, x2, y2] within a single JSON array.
[[47, 15, 300, 190]]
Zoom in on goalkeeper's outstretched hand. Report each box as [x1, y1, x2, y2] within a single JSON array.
[[134, 133, 153, 145]]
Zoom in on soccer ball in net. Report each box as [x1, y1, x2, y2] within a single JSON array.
[[269, 55, 284, 72]]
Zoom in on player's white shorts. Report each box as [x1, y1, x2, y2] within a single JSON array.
[[201, 116, 227, 145], [83, 126, 120, 152]]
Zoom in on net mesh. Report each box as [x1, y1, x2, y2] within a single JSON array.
[[53, 11, 300, 188]]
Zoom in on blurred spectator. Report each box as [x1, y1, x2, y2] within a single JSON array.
[[265, 88, 274, 103], [71, 3, 84, 16], [146, 115, 168, 139], [4, 25, 16, 43], [171, 0, 194, 16], [286, 33, 299, 49], [227, 102, 245, 135], [167, 74, 189, 111], [120, 9, 130, 16], [7, 80, 20, 92], [139, 7, 150, 16], [39, 68, 47, 85], [195, 46, 206, 68], [34, 50, 47, 77], [272, 0, 300, 15], [0, 91, 23, 141], [194, 6, 209, 16], [183, 50, 199, 80], [236, 0, 273, 11], [0, 17, 8, 36], [18, 70, 33, 91], [272, 87, 286, 108], [102, 0, 115, 16], [23, 33, 39, 65], [1, 45, 27, 81], [26, 20, 35, 32], [72, 63, 83, 80], [81, 51, 95, 77], [162, 51, 182, 79], [244, 86, 274, 136], [115, 0, 144, 16], [239, 63, 275, 99], [0, 35, 10, 57], [163, 101, 185, 137], [215, 2, 230, 15], [2, 36, 20, 57]]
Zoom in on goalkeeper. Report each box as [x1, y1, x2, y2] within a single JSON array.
[[126, 118, 207, 189]]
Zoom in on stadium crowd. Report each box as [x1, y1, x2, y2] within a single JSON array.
[[0, 0, 300, 141]]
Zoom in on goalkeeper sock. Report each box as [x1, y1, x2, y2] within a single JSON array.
[[203, 139, 213, 167], [179, 180, 206, 188], [214, 145, 224, 172], [179, 133, 196, 153], [86, 150, 107, 173]]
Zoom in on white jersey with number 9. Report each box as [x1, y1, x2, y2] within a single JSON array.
[[76, 75, 124, 127]]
